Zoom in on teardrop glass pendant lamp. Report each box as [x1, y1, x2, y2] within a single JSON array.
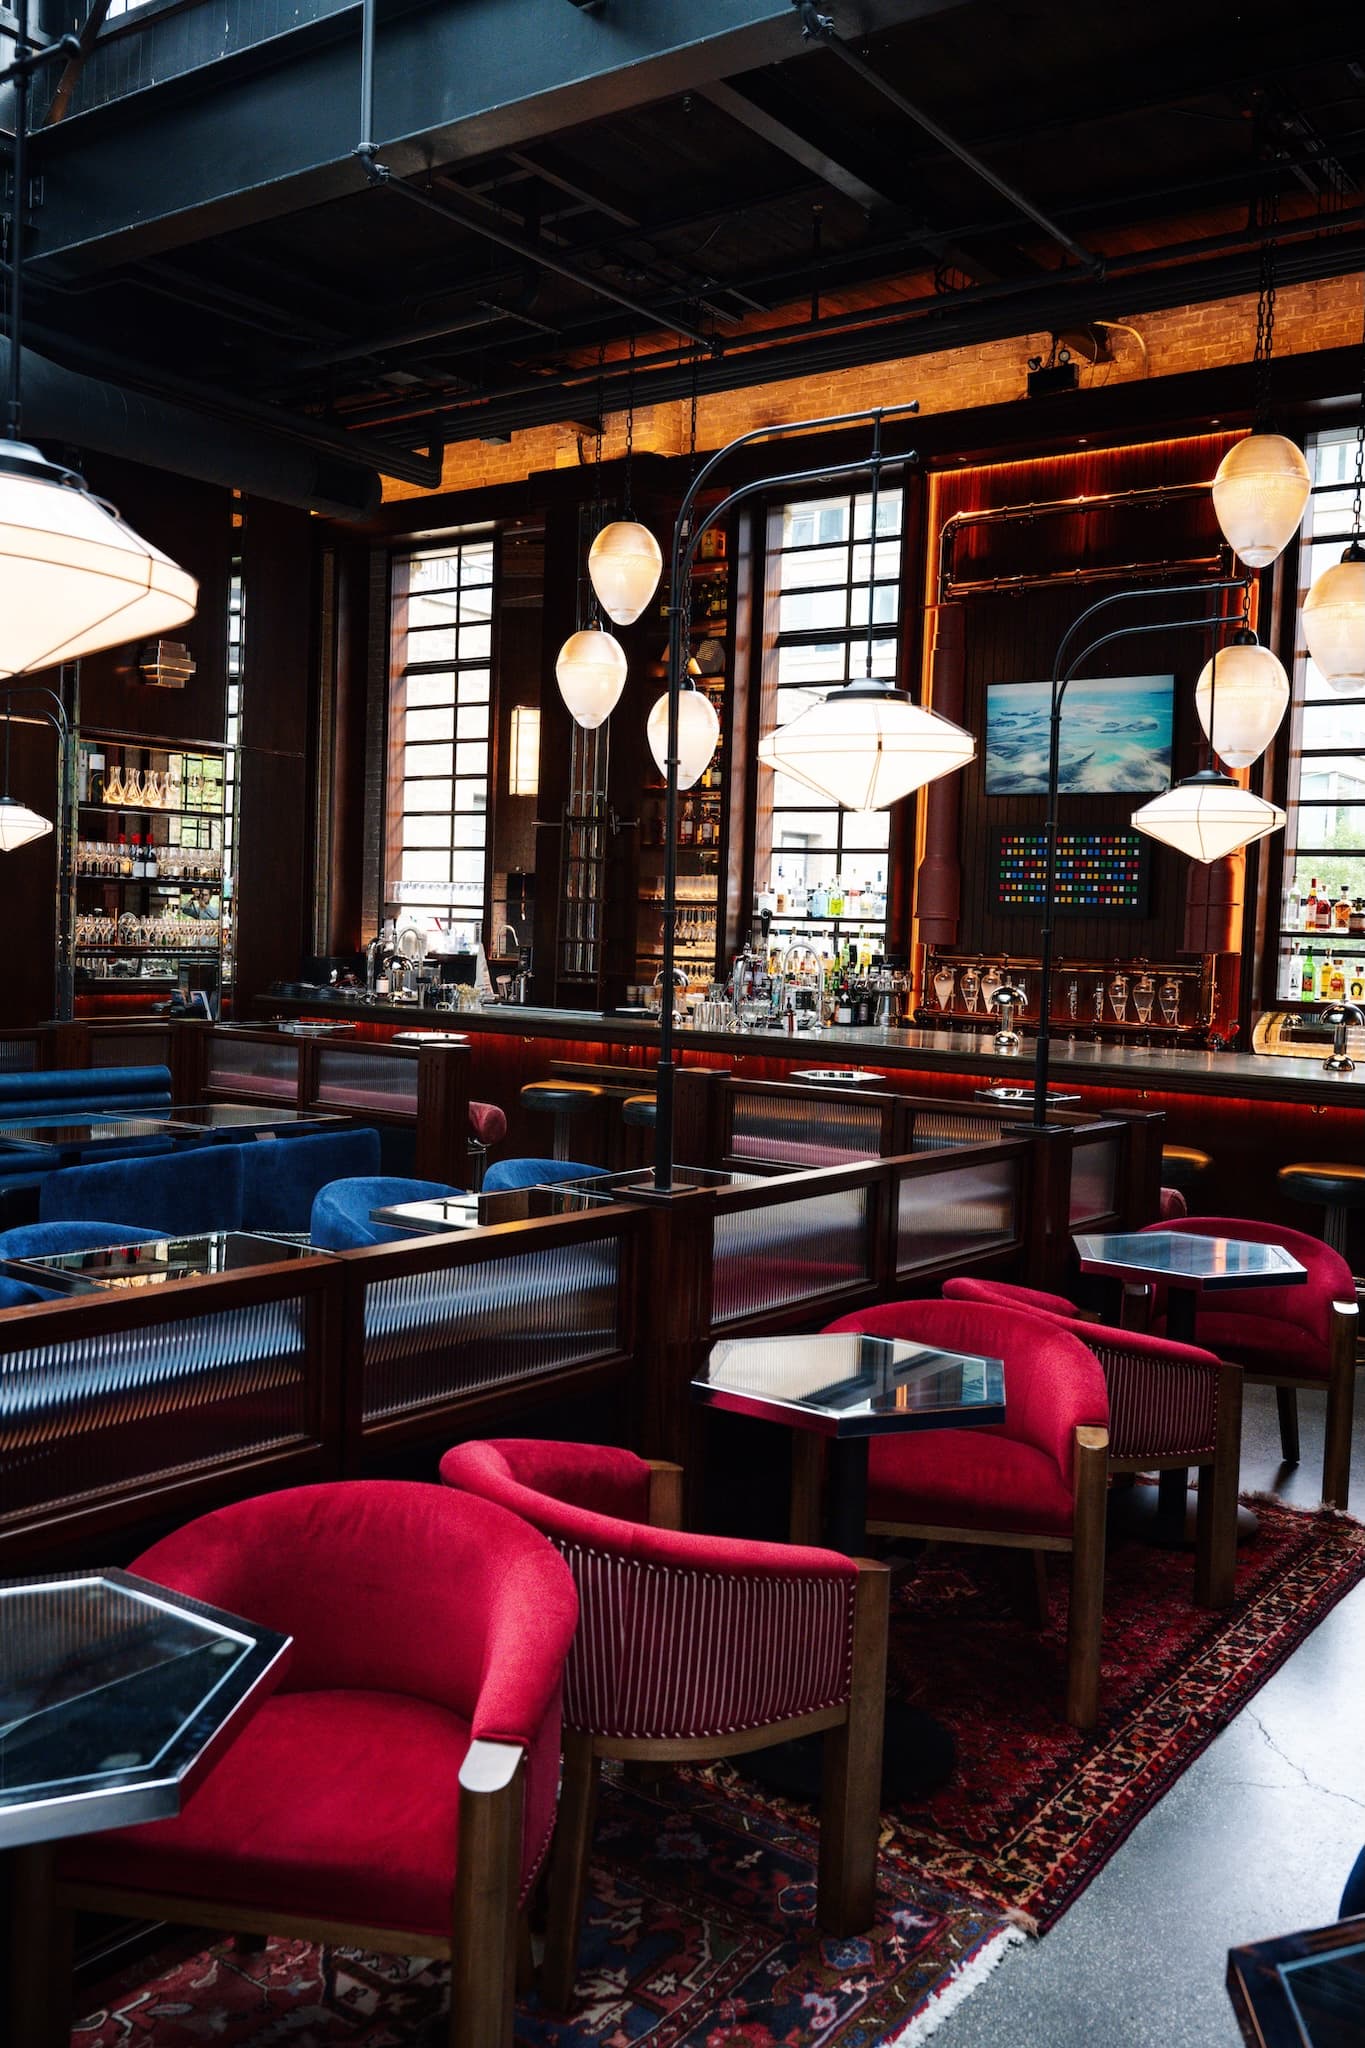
[[647, 686, 719, 789], [757, 679, 976, 811], [1192, 631, 1289, 767], [1303, 541, 1365, 695], [555, 627, 628, 729], [1211, 433, 1311, 569], [589, 520, 662, 626], [0, 790, 51, 848], [1132, 769, 1286, 863]]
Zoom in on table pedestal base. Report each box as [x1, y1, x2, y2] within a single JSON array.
[[737, 1700, 956, 1808]]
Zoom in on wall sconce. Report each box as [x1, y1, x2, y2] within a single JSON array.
[[137, 640, 196, 689], [509, 704, 540, 795]]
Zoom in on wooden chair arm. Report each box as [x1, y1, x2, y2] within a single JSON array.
[[645, 1459, 684, 1530]]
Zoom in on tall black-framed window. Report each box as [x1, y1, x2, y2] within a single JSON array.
[[756, 487, 902, 952], [1275, 428, 1365, 1002], [385, 536, 496, 943]]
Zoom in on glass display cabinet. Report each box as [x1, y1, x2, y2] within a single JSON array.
[[71, 733, 231, 1015], [919, 946, 1226, 1047]]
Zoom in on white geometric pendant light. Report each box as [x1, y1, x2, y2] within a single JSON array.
[[1192, 632, 1289, 767], [0, 791, 51, 849], [1132, 769, 1286, 863], [555, 627, 628, 729], [647, 686, 719, 790], [1211, 433, 1311, 569], [1303, 543, 1365, 693], [0, 442, 198, 678], [757, 680, 976, 811], [589, 520, 662, 626]]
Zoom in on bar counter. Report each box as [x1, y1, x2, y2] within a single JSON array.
[[258, 994, 1365, 1112]]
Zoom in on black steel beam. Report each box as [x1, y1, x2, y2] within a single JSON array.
[[29, 0, 970, 277]]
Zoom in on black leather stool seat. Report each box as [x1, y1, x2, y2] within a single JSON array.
[[1161, 1145, 1212, 1190], [1278, 1162, 1365, 1210], [520, 1082, 605, 1114], [621, 1095, 657, 1127]]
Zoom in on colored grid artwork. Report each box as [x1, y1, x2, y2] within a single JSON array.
[[994, 830, 1149, 916]]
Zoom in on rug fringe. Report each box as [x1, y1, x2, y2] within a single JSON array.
[[1240, 1490, 1365, 1529], [886, 1923, 1028, 2048]]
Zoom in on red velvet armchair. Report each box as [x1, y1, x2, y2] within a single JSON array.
[[439, 1438, 888, 2014], [1138, 1216, 1358, 1509], [823, 1299, 1111, 1730], [22, 1481, 578, 2048], [944, 1275, 1243, 1607]]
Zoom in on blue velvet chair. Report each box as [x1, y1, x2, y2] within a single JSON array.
[[39, 1147, 246, 1236], [238, 1128, 381, 1235], [482, 1158, 610, 1194], [0, 1065, 176, 1193], [309, 1176, 464, 1251], [0, 1222, 168, 1303]]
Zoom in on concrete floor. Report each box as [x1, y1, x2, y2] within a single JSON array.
[[935, 1377, 1365, 2048]]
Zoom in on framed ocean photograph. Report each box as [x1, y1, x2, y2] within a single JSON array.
[[985, 674, 1175, 795]]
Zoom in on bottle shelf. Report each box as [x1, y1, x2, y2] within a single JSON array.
[[76, 945, 221, 958], [80, 803, 220, 823]]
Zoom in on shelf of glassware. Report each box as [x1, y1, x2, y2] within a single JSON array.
[[917, 949, 1221, 1045]]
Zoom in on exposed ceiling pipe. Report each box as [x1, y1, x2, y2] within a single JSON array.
[[793, 2, 1102, 276], [0, 338, 383, 518]]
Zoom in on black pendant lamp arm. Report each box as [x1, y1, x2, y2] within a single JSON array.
[[1029, 576, 1251, 1131], [654, 401, 918, 1193]]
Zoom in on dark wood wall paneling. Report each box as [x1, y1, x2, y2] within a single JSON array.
[[931, 434, 1245, 970]]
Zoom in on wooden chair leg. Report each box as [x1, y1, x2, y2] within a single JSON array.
[[541, 1730, 600, 2016], [1007, 1549, 1050, 1628], [515, 1911, 535, 1997], [1324, 1303, 1359, 1511], [1065, 1427, 1109, 1733], [1275, 1385, 1300, 1464], [450, 1742, 525, 2048], [8, 1846, 74, 2048], [816, 1561, 889, 1937], [1194, 1367, 1242, 1609]]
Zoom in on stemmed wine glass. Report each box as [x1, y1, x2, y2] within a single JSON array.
[[1109, 974, 1129, 1023]]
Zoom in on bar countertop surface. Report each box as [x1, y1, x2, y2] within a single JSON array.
[[254, 994, 1365, 1111]]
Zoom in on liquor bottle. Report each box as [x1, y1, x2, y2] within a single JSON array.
[[809, 878, 828, 918], [1286, 943, 1302, 1001], [1334, 884, 1352, 929], [144, 837, 158, 879], [1351, 970, 1365, 1002], [1352, 899, 1365, 936], [1316, 887, 1333, 931], [131, 833, 145, 879], [774, 865, 788, 915], [757, 875, 776, 917], [679, 799, 695, 847], [84, 751, 105, 805], [1301, 943, 1316, 999], [845, 874, 862, 918], [1306, 879, 1320, 927], [1330, 956, 1347, 1000], [791, 870, 808, 916], [1287, 883, 1301, 927], [829, 873, 845, 917]]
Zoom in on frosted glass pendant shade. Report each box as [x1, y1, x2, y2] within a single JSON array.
[[0, 441, 198, 677], [555, 627, 627, 728], [647, 687, 719, 789], [756, 682, 976, 811], [1132, 770, 1285, 863], [0, 794, 52, 849], [588, 520, 663, 625], [1211, 433, 1310, 568], [1193, 634, 1289, 767], [1303, 544, 1365, 693]]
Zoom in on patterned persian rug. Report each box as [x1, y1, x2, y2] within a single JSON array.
[[77, 1495, 1365, 2047]]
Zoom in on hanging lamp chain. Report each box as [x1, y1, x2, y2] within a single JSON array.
[[1352, 296, 1365, 540], [624, 333, 635, 522], [679, 318, 701, 679], [864, 414, 883, 680], [1252, 178, 1280, 428], [587, 340, 605, 627]]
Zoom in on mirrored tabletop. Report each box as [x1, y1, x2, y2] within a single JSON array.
[[2, 1231, 330, 1294], [1228, 1918, 1365, 2048], [0, 1568, 290, 1848], [161, 1104, 350, 1132], [0, 1117, 178, 1153], [371, 1186, 615, 1233], [697, 1332, 1007, 1438], [1073, 1230, 1308, 1291]]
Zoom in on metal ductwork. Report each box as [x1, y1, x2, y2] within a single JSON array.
[[0, 339, 383, 520]]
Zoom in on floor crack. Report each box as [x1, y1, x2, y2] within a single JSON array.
[[1241, 1710, 1365, 1814]]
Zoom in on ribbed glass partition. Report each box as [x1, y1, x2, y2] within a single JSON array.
[[1069, 1134, 1120, 1225], [206, 1038, 297, 1099], [911, 1110, 1004, 1152], [315, 1048, 419, 1112], [729, 1090, 883, 1169], [362, 1240, 622, 1420], [712, 1187, 869, 1322], [896, 1159, 1019, 1274]]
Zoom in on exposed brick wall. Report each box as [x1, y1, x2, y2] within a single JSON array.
[[383, 274, 1365, 504]]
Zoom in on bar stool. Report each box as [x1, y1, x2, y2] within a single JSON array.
[[621, 1095, 656, 1130], [466, 1100, 506, 1191], [1277, 1161, 1365, 1261], [1162, 1145, 1211, 1196], [520, 1080, 606, 1162]]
